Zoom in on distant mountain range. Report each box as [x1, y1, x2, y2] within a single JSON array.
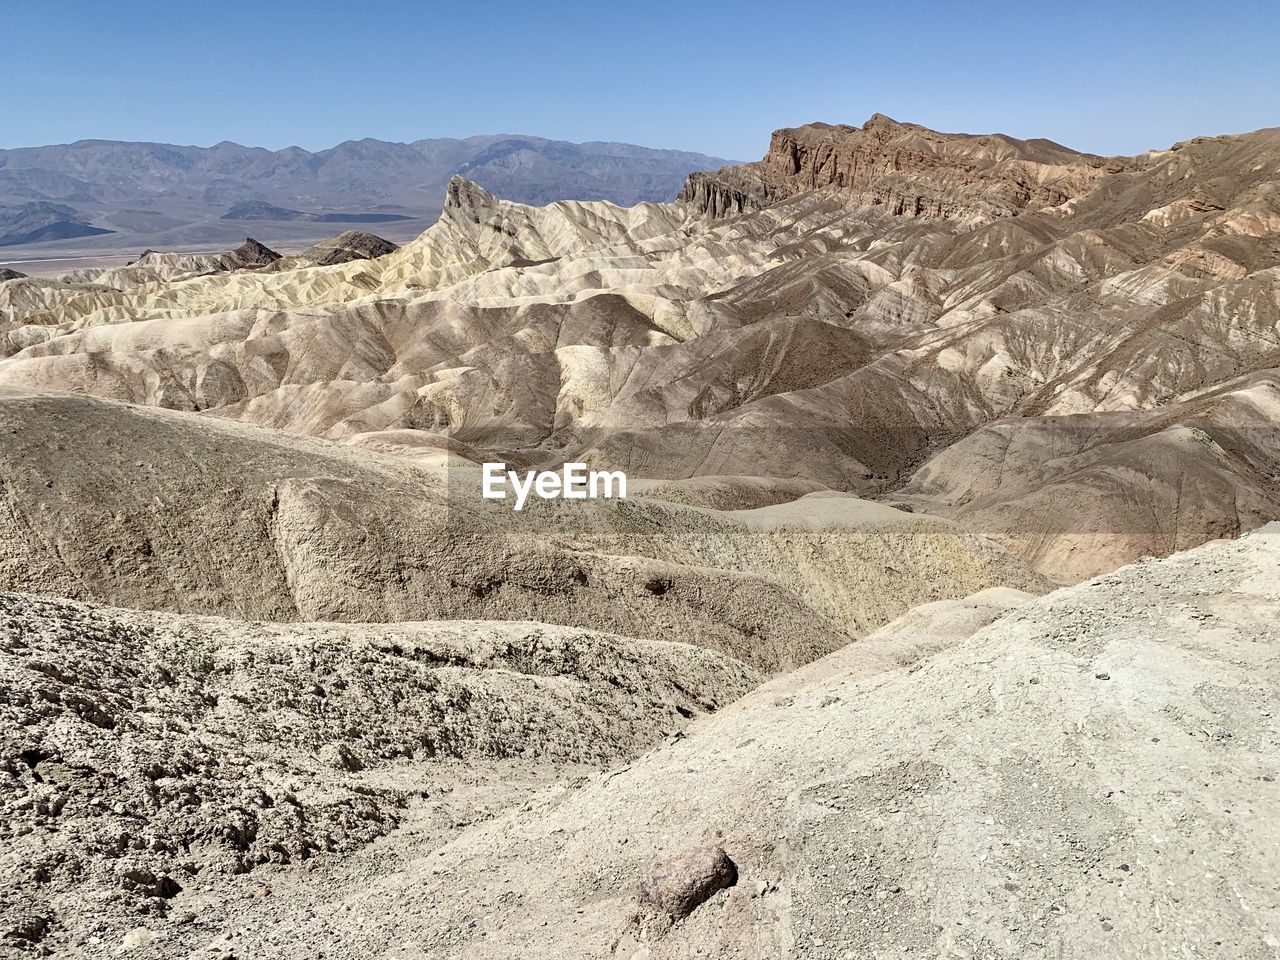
[[219, 201, 417, 223], [0, 136, 734, 256]]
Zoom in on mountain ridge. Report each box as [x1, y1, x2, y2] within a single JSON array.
[[5, 113, 1276, 582], [0, 134, 736, 262], [680, 112, 1128, 221], [0, 134, 735, 210]]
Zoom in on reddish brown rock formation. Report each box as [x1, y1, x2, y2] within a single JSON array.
[[681, 114, 1127, 222]]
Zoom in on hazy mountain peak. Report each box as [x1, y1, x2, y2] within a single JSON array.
[[0, 135, 733, 258]]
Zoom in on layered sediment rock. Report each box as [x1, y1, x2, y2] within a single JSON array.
[[680, 114, 1126, 221]]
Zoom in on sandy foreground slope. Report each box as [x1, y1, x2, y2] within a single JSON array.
[[214, 527, 1280, 960], [2, 527, 1276, 958]]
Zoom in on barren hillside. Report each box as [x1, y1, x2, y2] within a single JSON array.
[[1, 113, 1278, 958], [4, 526, 1275, 957], [3, 115, 1277, 581]]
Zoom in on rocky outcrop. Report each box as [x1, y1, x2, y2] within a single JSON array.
[[678, 170, 760, 218], [639, 846, 738, 922], [58, 238, 281, 289], [221, 236, 281, 267], [297, 230, 398, 266], [0, 267, 27, 281], [444, 174, 499, 221], [680, 114, 1127, 222]]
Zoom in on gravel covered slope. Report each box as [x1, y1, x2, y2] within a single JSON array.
[[151, 524, 1278, 960], [0, 595, 758, 956]]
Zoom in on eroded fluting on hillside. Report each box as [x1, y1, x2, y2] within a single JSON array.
[[1, 114, 1279, 958], [3, 116, 1277, 580]]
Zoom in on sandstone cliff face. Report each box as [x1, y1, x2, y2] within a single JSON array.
[[680, 114, 1126, 222], [678, 170, 759, 218]]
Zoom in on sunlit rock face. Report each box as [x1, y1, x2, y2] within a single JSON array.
[[3, 117, 1279, 581]]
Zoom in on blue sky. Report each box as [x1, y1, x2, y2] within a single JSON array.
[[6, 0, 1278, 159]]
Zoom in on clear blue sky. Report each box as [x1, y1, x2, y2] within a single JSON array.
[[6, 0, 1278, 159]]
